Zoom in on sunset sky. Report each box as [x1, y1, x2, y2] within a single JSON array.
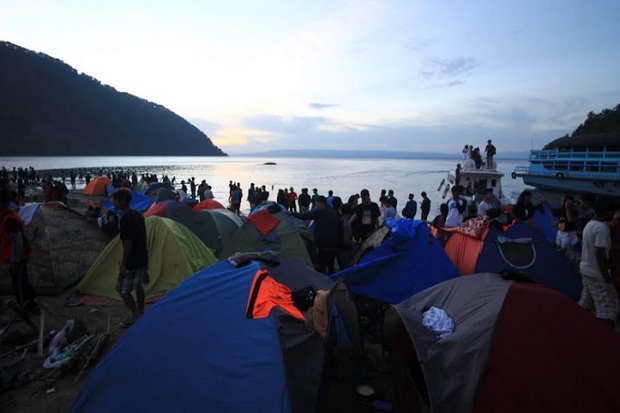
[[2, 0, 619, 154]]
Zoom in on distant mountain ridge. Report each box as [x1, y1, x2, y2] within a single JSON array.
[[0, 41, 226, 156]]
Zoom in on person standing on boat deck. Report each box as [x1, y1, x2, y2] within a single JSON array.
[[462, 145, 469, 160], [112, 188, 149, 328], [445, 186, 467, 228], [420, 192, 431, 221], [455, 163, 462, 186], [485, 139, 496, 170], [578, 198, 619, 328], [350, 189, 381, 241]]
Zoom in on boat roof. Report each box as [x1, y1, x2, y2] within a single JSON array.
[[543, 133, 620, 151]]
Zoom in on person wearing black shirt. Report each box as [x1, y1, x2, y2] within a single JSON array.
[[291, 196, 340, 274], [112, 189, 149, 327], [350, 189, 381, 241]]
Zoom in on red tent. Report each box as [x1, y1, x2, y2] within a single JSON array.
[[193, 199, 225, 211], [391, 274, 620, 413]]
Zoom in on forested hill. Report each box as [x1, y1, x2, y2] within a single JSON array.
[[0, 41, 226, 156], [569, 103, 620, 137]]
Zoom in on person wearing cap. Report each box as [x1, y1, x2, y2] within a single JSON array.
[[350, 189, 381, 241], [485, 139, 496, 170]]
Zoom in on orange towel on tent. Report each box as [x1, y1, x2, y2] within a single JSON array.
[[247, 210, 280, 236], [246, 269, 304, 320], [444, 227, 489, 276]]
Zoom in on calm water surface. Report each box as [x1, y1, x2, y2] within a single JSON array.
[[1, 156, 535, 216]]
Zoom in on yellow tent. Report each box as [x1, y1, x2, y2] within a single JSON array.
[[78, 216, 217, 300]]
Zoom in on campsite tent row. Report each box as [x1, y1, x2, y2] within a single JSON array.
[[70, 213, 620, 412]]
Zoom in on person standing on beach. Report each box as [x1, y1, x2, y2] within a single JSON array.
[[112, 189, 149, 328], [420, 192, 431, 221], [401, 194, 417, 219], [578, 198, 619, 328], [290, 196, 340, 274], [350, 189, 381, 241], [0, 189, 36, 312]]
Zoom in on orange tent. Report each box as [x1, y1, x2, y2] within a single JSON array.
[[83, 177, 112, 196], [193, 199, 225, 211]]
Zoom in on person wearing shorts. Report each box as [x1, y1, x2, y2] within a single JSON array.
[[112, 188, 149, 327], [578, 198, 619, 328]]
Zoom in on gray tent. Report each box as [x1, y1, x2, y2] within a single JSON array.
[[0, 203, 108, 295]]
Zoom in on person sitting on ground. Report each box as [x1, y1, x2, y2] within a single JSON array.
[[556, 218, 573, 252], [112, 189, 150, 328], [512, 190, 536, 224], [432, 203, 449, 244]]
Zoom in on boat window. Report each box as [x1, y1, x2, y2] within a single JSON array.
[[491, 179, 497, 187]]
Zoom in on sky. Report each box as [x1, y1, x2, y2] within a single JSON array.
[[1, 0, 619, 155]]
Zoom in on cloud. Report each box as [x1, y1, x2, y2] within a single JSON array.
[[423, 56, 479, 79], [308, 102, 339, 110]]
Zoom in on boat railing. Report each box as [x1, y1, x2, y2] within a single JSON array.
[[513, 165, 529, 175], [530, 147, 620, 161]]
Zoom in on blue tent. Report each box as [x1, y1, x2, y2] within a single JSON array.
[[532, 203, 559, 243], [69, 257, 359, 413], [103, 190, 153, 213], [475, 219, 582, 300], [331, 219, 460, 304]]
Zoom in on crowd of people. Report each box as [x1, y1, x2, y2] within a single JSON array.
[[2, 162, 619, 328]]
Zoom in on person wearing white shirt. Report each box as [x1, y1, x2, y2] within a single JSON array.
[[477, 188, 495, 217], [578, 199, 619, 328], [445, 186, 467, 227]]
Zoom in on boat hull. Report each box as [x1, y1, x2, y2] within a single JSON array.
[[522, 175, 620, 197]]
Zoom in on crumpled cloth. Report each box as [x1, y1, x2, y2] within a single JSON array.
[[227, 251, 280, 268], [422, 306, 455, 339]]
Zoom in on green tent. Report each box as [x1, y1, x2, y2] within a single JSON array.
[[220, 208, 314, 266], [77, 216, 217, 300]]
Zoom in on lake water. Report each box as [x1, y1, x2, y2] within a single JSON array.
[[0, 156, 535, 216]]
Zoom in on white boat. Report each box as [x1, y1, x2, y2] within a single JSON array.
[[511, 133, 620, 197], [443, 158, 511, 207]]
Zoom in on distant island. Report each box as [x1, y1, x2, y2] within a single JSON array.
[[0, 41, 226, 157]]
